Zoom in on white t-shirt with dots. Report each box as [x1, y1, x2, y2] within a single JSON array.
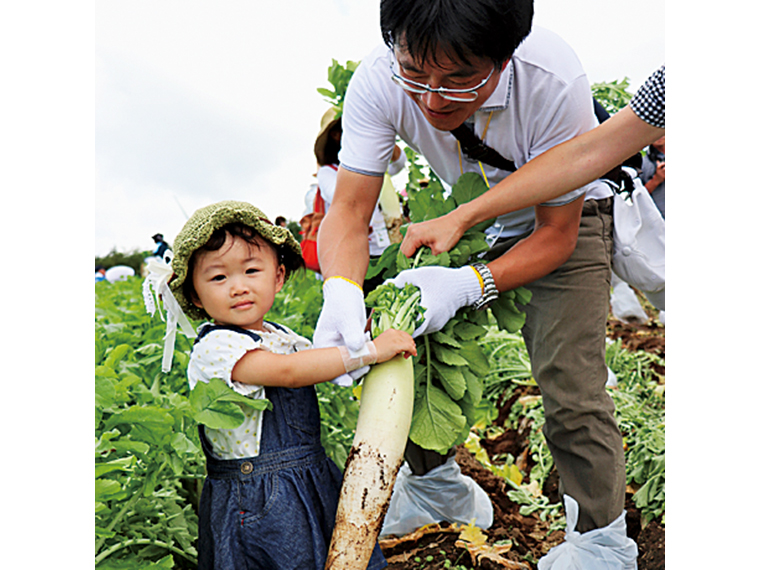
[[187, 321, 312, 460]]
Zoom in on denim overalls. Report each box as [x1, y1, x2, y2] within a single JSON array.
[[194, 324, 386, 570]]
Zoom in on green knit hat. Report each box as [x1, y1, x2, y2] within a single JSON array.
[[169, 200, 303, 321]]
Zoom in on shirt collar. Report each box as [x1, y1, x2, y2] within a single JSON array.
[[477, 60, 514, 113]]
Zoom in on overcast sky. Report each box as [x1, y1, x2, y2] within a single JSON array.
[[94, 0, 666, 257]]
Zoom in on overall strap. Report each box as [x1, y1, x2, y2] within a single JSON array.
[[194, 323, 263, 345]]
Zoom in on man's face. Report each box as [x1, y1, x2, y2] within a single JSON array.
[[393, 46, 505, 131]]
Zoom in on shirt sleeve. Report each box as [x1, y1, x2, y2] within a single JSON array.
[[187, 330, 265, 398], [338, 47, 399, 176], [630, 66, 665, 129], [525, 74, 603, 206]]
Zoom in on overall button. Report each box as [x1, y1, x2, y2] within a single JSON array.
[[240, 461, 253, 474]]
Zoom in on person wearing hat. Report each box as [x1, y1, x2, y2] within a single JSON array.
[[312, 107, 405, 284], [152, 233, 171, 262], [314, 1, 645, 567], [159, 200, 415, 569]]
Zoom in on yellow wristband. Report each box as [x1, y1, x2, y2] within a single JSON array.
[[324, 275, 363, 291], [470, 265, 485, 294]]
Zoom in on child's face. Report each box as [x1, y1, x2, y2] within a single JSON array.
[[191, 233, 285, 330]]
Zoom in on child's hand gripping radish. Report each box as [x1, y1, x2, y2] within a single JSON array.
[[369, 328, 418, 362]]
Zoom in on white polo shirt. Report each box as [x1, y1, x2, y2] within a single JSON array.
[[338, 26, 612, 239]]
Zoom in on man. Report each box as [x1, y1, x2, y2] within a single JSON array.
[[315, 1, 637, 567]]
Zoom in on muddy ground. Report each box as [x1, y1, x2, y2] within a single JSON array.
[[379, 310, 665, 570]]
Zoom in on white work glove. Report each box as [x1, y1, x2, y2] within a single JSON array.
[[388, 266, 483, 337], [313, 276, 370, 386]]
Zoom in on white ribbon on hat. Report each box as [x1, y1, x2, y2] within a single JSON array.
[[142, 256, 197, 372]]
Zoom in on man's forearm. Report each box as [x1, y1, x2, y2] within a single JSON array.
[[317, 167, 383, 284], [486, 199, 584, 292], [644, 175, 663, 194], [452, 106, 664, 228], [487, 226, 574, 292], [318, 205, 371, 285]]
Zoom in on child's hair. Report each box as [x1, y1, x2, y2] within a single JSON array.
[[181, 222, 303, 310], [168, 200, 303, 321]]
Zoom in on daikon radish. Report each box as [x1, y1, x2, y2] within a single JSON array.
[[325, 284, 424, 569]]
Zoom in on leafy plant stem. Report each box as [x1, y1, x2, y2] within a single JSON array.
[[95, 490, 140, 554], [95, 461, 169, 554], [95, 537, 198, 566], [412, 247, 425, 269], [424, 334, 432, 400]]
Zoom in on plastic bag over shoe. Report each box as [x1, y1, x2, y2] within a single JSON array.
[[538, 495, 638, 570], [379, 456, 493, 538]]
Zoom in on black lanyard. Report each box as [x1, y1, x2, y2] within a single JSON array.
[[449, 122, 516, 172]]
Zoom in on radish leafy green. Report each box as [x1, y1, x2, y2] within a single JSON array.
[[367, 171, 532, 455]]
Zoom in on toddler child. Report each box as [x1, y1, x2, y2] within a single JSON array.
[[164, 200, 415, 569]]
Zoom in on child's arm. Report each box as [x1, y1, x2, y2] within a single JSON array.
[[231, 329, 416, 388]]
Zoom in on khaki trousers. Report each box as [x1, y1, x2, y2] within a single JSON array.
[[486, 197, 625, 532], [404, 198, 625, 533]]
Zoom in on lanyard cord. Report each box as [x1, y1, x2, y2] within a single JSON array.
[[457, 111, 494, 188]]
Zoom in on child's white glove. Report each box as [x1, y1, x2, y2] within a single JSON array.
[[313, 276, 370, 385], [388, 266, 484, 337]]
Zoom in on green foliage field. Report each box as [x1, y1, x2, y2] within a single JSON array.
[[96, 248, 152, 275], [95, 266, 664, 567]]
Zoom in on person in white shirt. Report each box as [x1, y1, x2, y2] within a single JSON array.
[[314, 108, 400, 259], [313, 106, 406, 292], [400, 65, 665, 260], [315, 1, 639, 568]]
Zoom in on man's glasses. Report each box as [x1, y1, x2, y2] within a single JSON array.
[[390, 54, 496, 102]]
